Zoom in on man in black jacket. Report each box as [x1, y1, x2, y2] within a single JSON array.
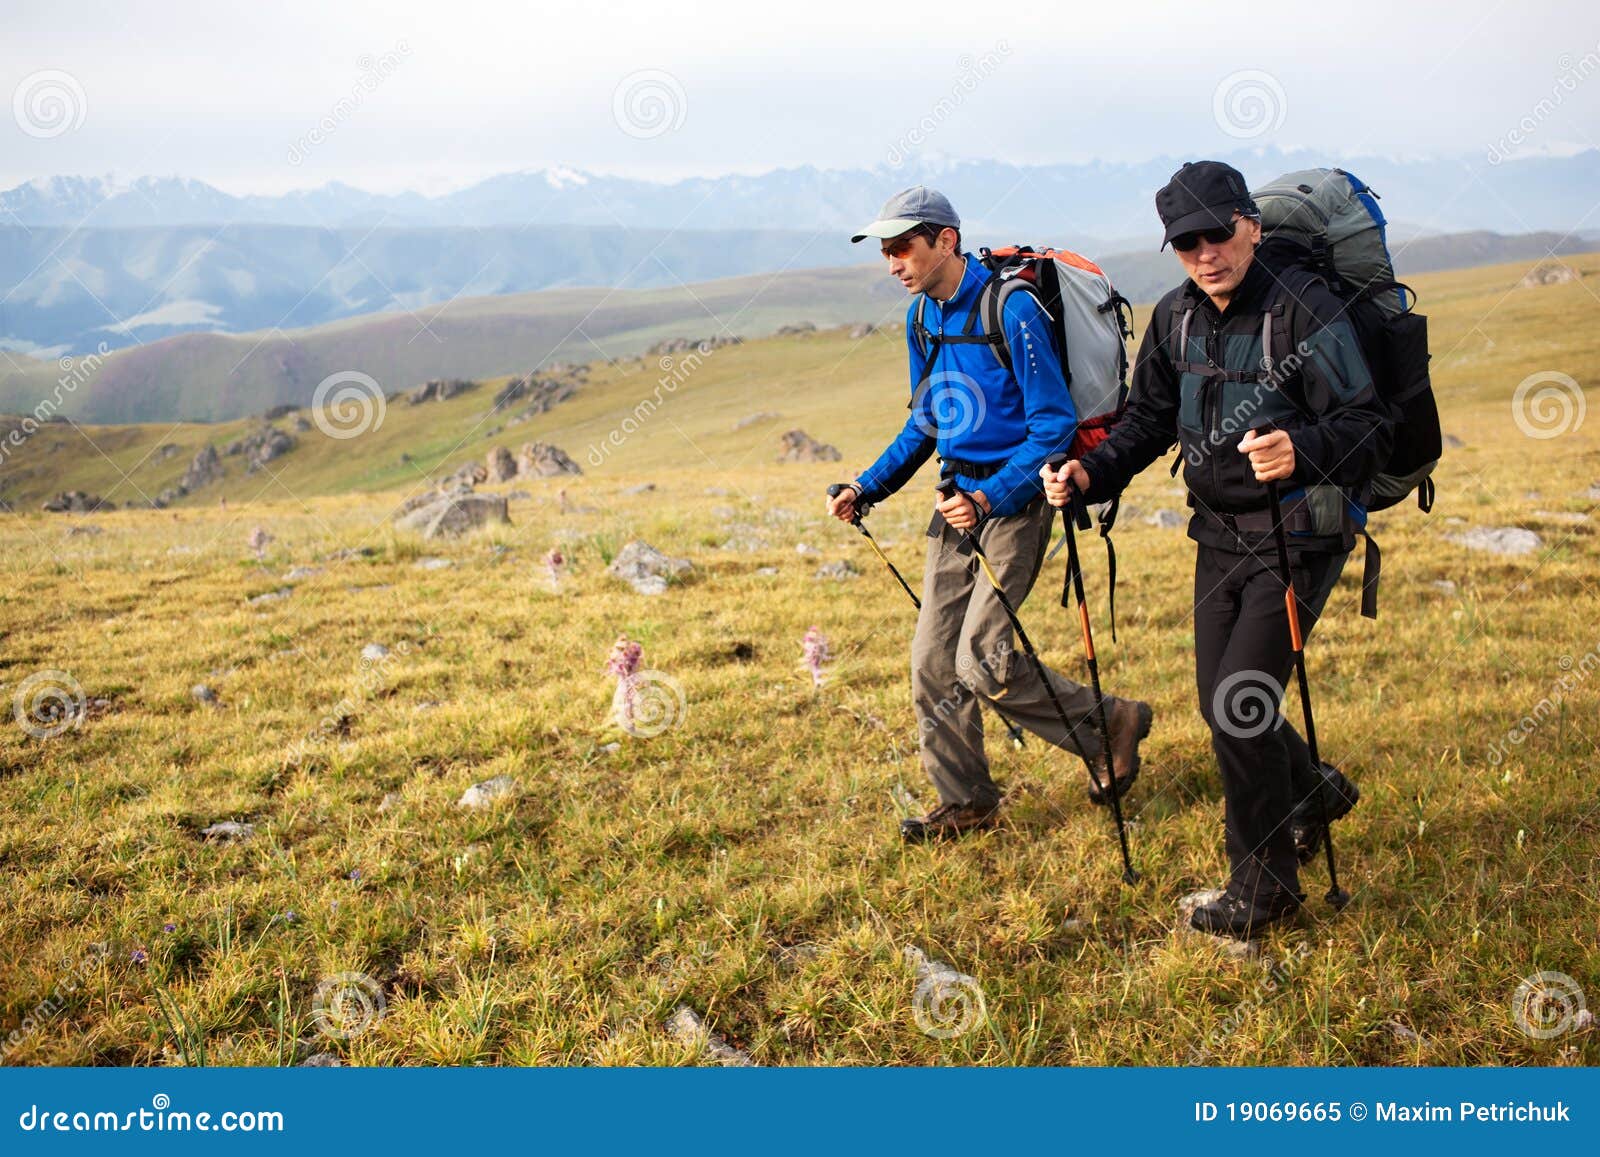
[[1041, 160, 1390, 938]]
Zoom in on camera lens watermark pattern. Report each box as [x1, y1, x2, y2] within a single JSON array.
[[1211, 668, 1284, 739], [13, 70, 86, 139], [1212, 69, 1286, 139], [13, 669, 87, 739], [311, 971, 387, 1040], [913, 370, 987, 440], [612, 670, 687, 738], [311, 371, 386, 440], [612, 70, 687, 139], [912, 970, 986, 1040], [1511, 371, 1585, 440], [1512, 971, 1588, 1039]]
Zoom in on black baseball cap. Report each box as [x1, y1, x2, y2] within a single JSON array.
[[1155, 160, 1258, 249]]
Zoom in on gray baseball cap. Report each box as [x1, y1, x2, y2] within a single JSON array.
[[851, 186, 961, 243]]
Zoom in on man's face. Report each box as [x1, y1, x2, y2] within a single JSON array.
[[881, 227, 957, 294], [1173, 211, 1261, 299]]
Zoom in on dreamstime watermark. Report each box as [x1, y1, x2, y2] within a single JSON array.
[[1212, 69, 1286, 140], [13, 69, 86, 139], [612, 670, 687, 738], [0, 942, 110, 1061], [912, 369, 987, 441], [12, 669, 87, 739], [1183, 341, 1313, 468], [885, 42, 1011, 168], [917, 638, 1013, 740], [310, 370, 386, 440], [1187, 941, 1313, 1063], [587, 343, 717, 466], [0, 343, 110, 471], [1486, 640, 1599, 766], [287, 41, 411, 166], [1211, 668, 1285, 740], [613, 69, 686, 139], [311, 971, 387, 1040], [1487, 40, 1600, 164], [1511, 371, 1585, 440], [1512, 970, 1590, 1039]]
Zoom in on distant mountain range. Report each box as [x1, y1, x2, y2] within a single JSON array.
[[2, 233, 1592, 426], [0, 146, 1595, 365]]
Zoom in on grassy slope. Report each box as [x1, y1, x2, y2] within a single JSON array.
[[0, 254, 1596, 1066], [0, 265, 894, 425]]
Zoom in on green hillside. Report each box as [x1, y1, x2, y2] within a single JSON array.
[[0, 254, 1597, 1066]]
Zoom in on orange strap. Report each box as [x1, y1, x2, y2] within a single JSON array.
[[1285, 587, 1303, 652], [1078, 602, 1095, 662]]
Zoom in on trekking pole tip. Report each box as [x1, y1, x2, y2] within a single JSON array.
[[1122, 868, 1140, 886], [1326, 886, 1350, 910]]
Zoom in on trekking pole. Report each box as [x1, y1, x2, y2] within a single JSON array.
[[1044, 455, 1138, 885], [826, 483, 1026, 751], [935, 472, 1137, 884], [1253, 425, 1350, 910]]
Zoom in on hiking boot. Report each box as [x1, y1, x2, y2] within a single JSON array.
[[900, 797, 1001, 843], [1086, 698, 1153, 806], [1188, 879, 1305, 941], [1290, 762, 1360, 865]]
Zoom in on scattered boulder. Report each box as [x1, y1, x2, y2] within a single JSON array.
[[458, 775, 517, 809], [42, 490, 112, 513], [247, 587, 294, 605], [155, 442, 182, 460], [394, 493, 510, 540], [1145, 509, 1187, 529], [492, 374, 578, 414], [186, 443, 224, 483], [292, 415, 312, 432], [776, 322, 816, 337], [778, 429, 842, 463], [1450, 527, 1542, 556], [407, 378, 475, 404], [191, 684, 218, 705], [665, 1006, 754, 1067], [447, 461, 489, 488], [415, 558, 453, 570], [1431, 579, 1459, 596], [64, 524, 103, 537], [733, 411, 781, 431], [607, 540, 693, 596], [262, 403, 299, 420], [515, 442, 583, 478], [621, 482, 657, 495], [361, 643, 390, 662], [394, 482, 473, 519], [378, 791, 403, 813], [645, 335, 742, 356], [815, 559, 860, 581], [848, 323, 876, 339], [222, 425, 296, 473], [201, 821, 255, 842], [1519, 262, 1578, 288], [486, 445, 517, 482], [283, 566, 323, 581]]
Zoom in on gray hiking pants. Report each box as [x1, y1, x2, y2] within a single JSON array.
[[909, 495, 1129, 807]]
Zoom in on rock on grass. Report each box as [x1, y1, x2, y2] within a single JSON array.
[[665, 1005, 754, 1066]]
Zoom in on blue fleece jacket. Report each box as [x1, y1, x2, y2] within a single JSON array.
[[853, 254, 1076, 518]]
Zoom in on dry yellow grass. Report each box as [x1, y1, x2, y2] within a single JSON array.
[[0, 254, 1597, 1065]]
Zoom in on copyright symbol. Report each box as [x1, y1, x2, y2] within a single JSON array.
[[1350, 1102, 1367, 1121]]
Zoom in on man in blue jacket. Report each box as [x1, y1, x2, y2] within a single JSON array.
[[827, 187, 1153, 843]]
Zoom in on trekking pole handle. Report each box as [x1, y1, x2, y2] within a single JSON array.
[[1045, 454, 1092, 531], [826, 482, 871, 520]]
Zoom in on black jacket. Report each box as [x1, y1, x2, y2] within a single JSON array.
[[1079, 254, 1392, 552]]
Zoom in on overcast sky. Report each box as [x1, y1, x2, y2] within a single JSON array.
[[2, 0, 1597, 194]]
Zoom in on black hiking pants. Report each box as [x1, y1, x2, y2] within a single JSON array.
[[1193, 541, 1350, 897]]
